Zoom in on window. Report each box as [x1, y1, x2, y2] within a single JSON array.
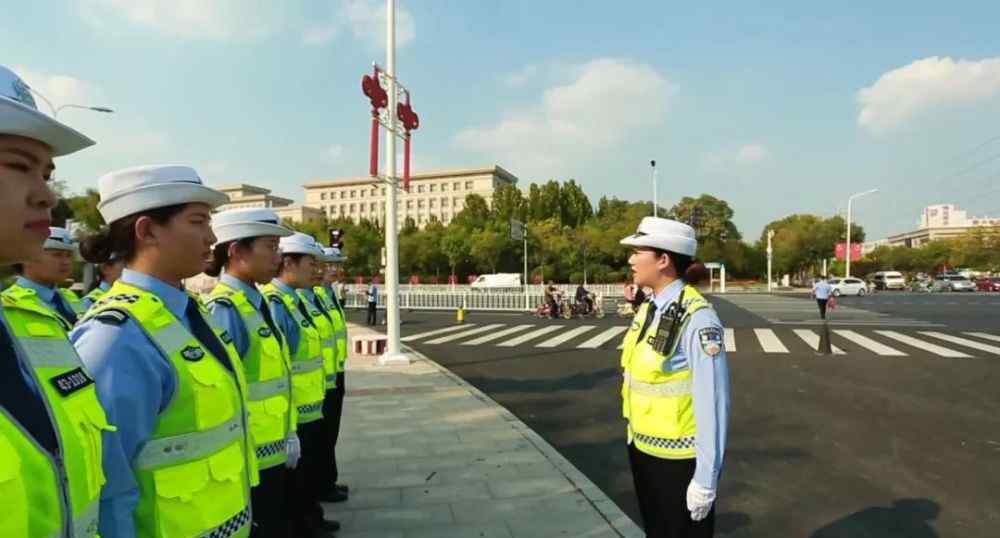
[[406, 200, 413, 209], [370, 202, 377, 211], [418, 215, 424, 224], [339, 191, 345, 199], [429, 184, 436, 192], [360, 189, 365, 198], [371, 188, 377, 196], [417, 185, 424, 193], [429, 199, 436, 208], [338, 206, 345, 215], [349, 203, 356, 213], [441, 197, 449, 207], [350, 190, 356, 199], [465, 181, 473, 190], [454, 181, 460, 190], [417, 200, 424, 208], [441, 183, 448, 192], [321, 193, 327, 200]]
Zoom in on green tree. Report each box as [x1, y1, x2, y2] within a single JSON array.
[[452, 194, 491, 231], [469, 225, 506, 273], [441, 226, 471, 277], [65, 189, 105, 233]]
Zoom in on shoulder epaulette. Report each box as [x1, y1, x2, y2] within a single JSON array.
[[91, 308, 130, 325]]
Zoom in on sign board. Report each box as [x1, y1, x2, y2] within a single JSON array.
[[509, 219, 525, 242], [835, 242, 863, 261], [704, 262, 723, 269]]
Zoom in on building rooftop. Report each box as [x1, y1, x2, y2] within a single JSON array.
[[303, 164, 518, 189]]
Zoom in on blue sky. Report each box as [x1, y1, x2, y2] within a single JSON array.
[[4, 0, 1000, 241]]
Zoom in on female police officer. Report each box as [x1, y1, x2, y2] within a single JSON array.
[[203, 208, 296, 538], [618, 217, 730, 538], [315, 246, 349, 500], [72, 165, 257, 538], [1, 63, 114, 537], [5, 226, 87, 325], [81, 254, 125, 311]]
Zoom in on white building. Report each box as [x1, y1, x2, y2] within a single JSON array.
[[888, 204, 1000, 247]]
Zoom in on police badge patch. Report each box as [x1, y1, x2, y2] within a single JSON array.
[[181, 345, 205, 361], [219, 331, 233, 345], [258, 326, 273, 338], [698, 327, 723, 356]]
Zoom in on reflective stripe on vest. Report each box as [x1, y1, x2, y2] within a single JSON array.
[[207, 284, 294, 469], [1, 293, 111, 538], [83, 282, 254, 538], [300, 289, 338, 389], [314, 287, 348, 371], [619, 285, 710, 460], [59, 288, 88, 317], [261, 284, 325, 424]]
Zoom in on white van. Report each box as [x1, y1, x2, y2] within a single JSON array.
[[470, 273, 522, 289], [873, 271, 906, 290]]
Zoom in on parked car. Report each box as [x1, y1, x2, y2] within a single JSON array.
[[872, 271, 907, 290], [470, 273, 522, 289], [931, 274, 977, 292], [975, 277, 1000, 292], [828, 277, 869, 296]]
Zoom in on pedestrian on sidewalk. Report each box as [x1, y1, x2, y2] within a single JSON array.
[[618, 217, 731, 538], [203, 208, 297, 538], [366, 279, 379, 325], [812, 275, 833, 320]]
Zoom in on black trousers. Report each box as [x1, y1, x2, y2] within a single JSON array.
[[319, 376, 346, 493], [627, 443, 715, 538], [367, 302, 377, 325], [250, 465, 288, 538], [287, 420, 326, 533], [817, 299, 829, 320]]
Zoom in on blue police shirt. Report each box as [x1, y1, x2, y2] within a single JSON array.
[[268, 278, 304, 355], [81, 281, 112, 310], [71, 269, 192, 538], [208, 273, 267, 358], [813, 280, 833, 300], [649, 279, 731, 491]]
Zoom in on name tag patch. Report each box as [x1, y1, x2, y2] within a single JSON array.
[[219, 331, 233, 345], [699, 327, 723, 356], [49, 367, 94, 397]]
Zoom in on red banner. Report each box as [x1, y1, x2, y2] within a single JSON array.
[[835, 242, 863, 261]]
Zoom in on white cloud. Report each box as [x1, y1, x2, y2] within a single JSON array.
[[14, 66, 102, 116], [341, 0, 415, 48], [302, 23, 338, 45], [321, 144, 346, 164], [503, 65, 539, 88], [455, 58, 675, 177], [78, 0, 286, 40], [702, 143, 772, 171], [857, 56, 1000, 134]]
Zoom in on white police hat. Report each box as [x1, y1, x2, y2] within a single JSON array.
[[321, 247, 347, 263], [279, 232, 324, 257], [212, 208, 293, 245], [97, 164, 230, 224], [43, 227, 77, 252], [620, 217, 698, 256], [0, 65, 95, 157]]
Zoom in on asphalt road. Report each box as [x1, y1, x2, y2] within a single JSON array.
[[346, 292, 1000, 537]]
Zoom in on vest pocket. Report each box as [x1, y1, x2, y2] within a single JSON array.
[[0, 436, 29, 537], [64, 396, 116, 498], [291, 370, 323, 406], [153, 442, 247, 538], [248, 397, 288, 446], [188, 360, 236, 431]]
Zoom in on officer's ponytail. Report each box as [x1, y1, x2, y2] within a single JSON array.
[[660, 250, 706, 285], [204, 237, 256, 278], [80, 204, 189, 265]]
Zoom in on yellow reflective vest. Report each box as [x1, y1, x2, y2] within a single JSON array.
[[620, 285, 710, 460], [58, 288, 88, 319], [84, 282, 256, 538], [300, 289, 338, 390], [1, 291, 115, 537], [206, 282, 295, 470], [260, 283, 325, 424], [315, 286, 348, 374]]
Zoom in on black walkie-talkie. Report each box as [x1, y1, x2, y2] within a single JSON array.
[[648, 289, 687, 355]]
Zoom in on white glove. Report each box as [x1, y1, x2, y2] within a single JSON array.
[[686, 480, 716, 522], [285, 432, 301, 469]]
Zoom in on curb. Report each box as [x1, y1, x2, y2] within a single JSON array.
[[354, 325, 644, 537]]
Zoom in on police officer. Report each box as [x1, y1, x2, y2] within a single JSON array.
[[618, 217, 731, 538], [5, 226, 86, 325], [259, 233, 337, 537], [72, 165, 257, 538], [81, 255, 125, 310], [203, 208, 297, 538], [0, 63, 115, 538], [309, 245, 350, 502]]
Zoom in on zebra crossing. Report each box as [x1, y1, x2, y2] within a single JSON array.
[[400, 322, 1000, 359]]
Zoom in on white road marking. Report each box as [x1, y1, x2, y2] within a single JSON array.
[[920, 332, 1000, 355], [401, 324, 476, 342], [965, 332, 1000, 344], [754, 329, 789, 353], [833, 330, 906, 356], [724, 328, 737, 353], [793, 329, 845, 354], [536, 325, 597, 348], [424, 324, 505, 344], [461, 324, 534, 345], [497, 325, 562, 347], [874, 331, 971, 358], [577, 326, 628, 349]]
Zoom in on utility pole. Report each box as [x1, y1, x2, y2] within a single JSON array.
[[767, 229, 775, 292], [650, 160, 658, 217]]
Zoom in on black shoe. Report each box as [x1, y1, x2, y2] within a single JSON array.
[[321, 488, 349, 503], [335, 483, 349, 494], [320, 519, 341, 532]]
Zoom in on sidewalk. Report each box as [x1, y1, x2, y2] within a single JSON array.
[[327, 322, 643, 538]]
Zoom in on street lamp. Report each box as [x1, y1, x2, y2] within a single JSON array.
[[29, 87, 115, 119], [845, 188, 878, 278], [766, 229, 775, 292], [650, 160, 658, 217]]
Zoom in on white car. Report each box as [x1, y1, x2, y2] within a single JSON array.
[[828, 277, 869, 296]]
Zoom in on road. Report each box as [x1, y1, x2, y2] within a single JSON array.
[[346, 291, 1000, 537]]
